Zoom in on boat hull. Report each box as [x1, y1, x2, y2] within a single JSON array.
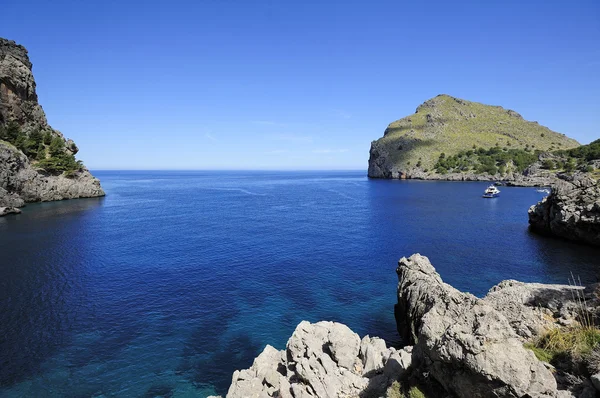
[[482, 193, 500, 198]]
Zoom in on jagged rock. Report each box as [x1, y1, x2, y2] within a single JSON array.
[[0, 38, 104, 208], [0, 206, 21, 216], [0, 142, 104, 208], [225, 321, 411, 398], [223, 255, 593, 398], [529, 173, 600, 246], [591, 373, 600, 391], [226, 345, 284, 398], [484, 280, 583, 340], [0, 186, 24, 207], [396, 254, 559, 397], [0, 38, 47, 129]]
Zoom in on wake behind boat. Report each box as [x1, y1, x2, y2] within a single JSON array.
[[483, 185, 500, 198]]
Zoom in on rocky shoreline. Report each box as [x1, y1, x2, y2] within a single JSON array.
[[529, 174, 600, 246], [215, 254, 600, 398], [367, 163, 567, 188], [0, 38, 104, 215]]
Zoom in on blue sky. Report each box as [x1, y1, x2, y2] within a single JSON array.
[[2, 0, 599, 170]]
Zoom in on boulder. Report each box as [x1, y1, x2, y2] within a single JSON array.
[[529, 174, 600, 246], [0, 206, 21, 216], [396, 254, 559, 397], [225, 321, 412, 398], [484, 279, 583, 339]]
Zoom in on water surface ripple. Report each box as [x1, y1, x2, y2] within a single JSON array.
[[0, 171, 598, 397]]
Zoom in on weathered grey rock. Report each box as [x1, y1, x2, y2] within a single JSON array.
[[484, 279, 583, 340], [0, 38, 47, 129], [529, 173, 600, 246], [591, 373, 600, 391], [224, 255, 593, 398], [0, 141, 104, 209], [0, 185, 24, 207], [0, 206, 21, 216], [226, 345, 283, 398], [0, 38, 104, 210], [396, 254, 559, 397], [225, 321, 411, 398]]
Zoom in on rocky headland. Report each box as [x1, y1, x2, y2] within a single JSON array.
[[0, 38, 104, 216], [217, 254, 600, 398], [368, 94, 583, 185], [529, 174, 600, 246]]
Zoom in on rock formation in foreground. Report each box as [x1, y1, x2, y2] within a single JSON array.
[[224, 321, 414, 398], [368, 94, 580, 183], [219, 254, 600, 398], [528, 173, 600, 246], [0, 38, 104, 216]]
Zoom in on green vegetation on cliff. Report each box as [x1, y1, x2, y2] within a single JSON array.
[[434, 147, 538, 175], [556, 139, 600, 162], [369, 94, 580, 176], [434, 138, 600, 176], [0, 121, 82, 177]]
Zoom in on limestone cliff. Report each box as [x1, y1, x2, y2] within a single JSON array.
[[0, 38, 103, 214], [368, 94, 580, 181], [529, 174, 600, 246]]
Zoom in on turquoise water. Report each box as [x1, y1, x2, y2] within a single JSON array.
[[0, 171, 598, 397]]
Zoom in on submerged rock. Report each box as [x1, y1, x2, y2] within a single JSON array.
[[528, 174, 600, 246]]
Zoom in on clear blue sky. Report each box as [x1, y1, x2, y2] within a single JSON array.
[[2, 0, 599, 170]]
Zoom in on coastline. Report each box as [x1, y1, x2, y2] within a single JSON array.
[[218, 254, 600, 398]]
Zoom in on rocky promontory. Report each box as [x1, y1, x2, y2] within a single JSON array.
[[529, 174, 600, 246], [368, 94, 581, 183], [0, 38, 104, 215], [218, 254, 600, 398]]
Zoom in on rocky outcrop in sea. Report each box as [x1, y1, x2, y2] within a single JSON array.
[[0, 38, 104, 214], [529, 174, 600, 246], [218, 254, 600, 398]]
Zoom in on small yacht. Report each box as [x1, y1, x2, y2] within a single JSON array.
[[482, 185, 500, 198], [536, 188, 551, 194]]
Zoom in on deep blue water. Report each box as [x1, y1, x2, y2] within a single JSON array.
[[1, 171, 599, 397]]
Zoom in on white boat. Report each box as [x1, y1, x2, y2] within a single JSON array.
[[482, 185, 500, 198], [536, 188, 551, 194]]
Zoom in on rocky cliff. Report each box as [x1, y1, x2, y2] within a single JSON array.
[[218, 254, 600, 398], [0, 38, 103, 215], [368, 95, 580, 182], [529, 174, 600, 246]]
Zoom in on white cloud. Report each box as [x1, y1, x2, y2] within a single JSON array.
[[205, 133, 218, 142]]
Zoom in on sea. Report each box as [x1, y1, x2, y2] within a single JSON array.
[[1, 171, 598, 397]]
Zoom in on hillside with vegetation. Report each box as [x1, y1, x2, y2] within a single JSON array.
[[434, 139, 600, 177], [0, 121, 82, 177], [368, 94, 580, 180], [0, 37, 103, 213]]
